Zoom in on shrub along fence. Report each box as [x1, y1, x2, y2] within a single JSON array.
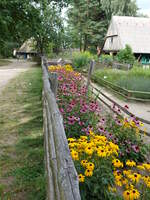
[[42, 57, 81, 200]]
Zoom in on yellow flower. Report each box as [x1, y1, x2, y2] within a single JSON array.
[[128, 173, 141, 183], [126, 160, 136, 167], [81, 160, 88, 167], [78, 174, 85, 182], [112, 159, 123, 168], [97, 149, 107, 157], [123, 189, 140, 200], [85, 169, 93, 177], [137, 165, 145, 170], [86, 162, 95, 171], [69, 142, 76, 148], [139, 122, 144, 127], [85, 146, 94, 155], [122, 178, 128, 185], [89, 129, 95, 136], [115, 178, 122, 187], [68, 138, 76, 143], [143, 163, 150, 171], [142, 176, 150, 187], [80, 136, 88, 140], [123, 170, 132, 176], [71, 150, 79, 160]]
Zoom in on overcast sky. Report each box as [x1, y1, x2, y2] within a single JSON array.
[[137, 0, 150, 16]]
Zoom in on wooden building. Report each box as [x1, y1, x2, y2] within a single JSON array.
[[16, 38, 37, 59], [103, 16, 150, 66]]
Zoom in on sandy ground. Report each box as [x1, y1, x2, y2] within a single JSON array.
[[0, 59, 36, 93]]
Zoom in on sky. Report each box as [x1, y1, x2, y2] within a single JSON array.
[[137, 0, 150, 16]]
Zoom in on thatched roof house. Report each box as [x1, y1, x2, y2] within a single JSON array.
[[103, 16, 150, 64], [17, 38, 37, 58]]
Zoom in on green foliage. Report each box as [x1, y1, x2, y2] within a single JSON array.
[[0, 0, 67, 57], [79, 159, 117, 200], [92, 67, 150, 93], [117, 77, 150, 92], [67, 0, 138, 51], [72, 51, 94, 68], [100, 54, 113, 65], [116, 45, 135, 65]]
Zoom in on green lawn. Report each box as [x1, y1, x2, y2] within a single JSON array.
[[0, 67, 45, 199], [92, 67, 150, 92]]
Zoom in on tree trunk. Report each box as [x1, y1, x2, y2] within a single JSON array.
[[83, 34, 87, 51]]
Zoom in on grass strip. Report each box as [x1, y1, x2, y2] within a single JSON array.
[[0, 66, 45, 200]]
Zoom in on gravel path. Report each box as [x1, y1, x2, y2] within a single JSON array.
[[0, 59, 36, 93]]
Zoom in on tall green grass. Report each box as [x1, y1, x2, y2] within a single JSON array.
[[92, 67, 150, 92]]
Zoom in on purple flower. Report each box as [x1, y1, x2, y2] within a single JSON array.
[[98, 127, 105, 133], [67, 116, 76, 125], [132, 145, 140, 153], [115, 119, 122, 126]]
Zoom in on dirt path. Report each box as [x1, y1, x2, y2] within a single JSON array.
[[90, 81, 150, 144], [0, 59, 36, 93]]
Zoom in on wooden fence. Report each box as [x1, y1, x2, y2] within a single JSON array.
[[42, 57, 81, 200]]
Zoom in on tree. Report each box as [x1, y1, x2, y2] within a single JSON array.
[[116, 44, 135, 64], [0, 0, 67, 57], [67, 0, 138, 51]]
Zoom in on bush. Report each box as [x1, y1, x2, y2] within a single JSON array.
[[100, 54, 113, 66], [116, 45, 135, 65], [72, 51, 94, 69]]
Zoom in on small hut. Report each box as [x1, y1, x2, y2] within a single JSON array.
[[103, 16, 150, 66], [16, 38, 37, 59]]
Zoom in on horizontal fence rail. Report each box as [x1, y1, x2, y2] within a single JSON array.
[[91, 77, 150, 101], [89, 84, 150, 136], [42, 57, 81, 200]]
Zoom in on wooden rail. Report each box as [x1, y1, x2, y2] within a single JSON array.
[[42, 57, 81, 200], [92, 76, 150, 101], [90, 84, 150, 136]]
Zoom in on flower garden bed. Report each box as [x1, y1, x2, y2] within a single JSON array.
[[48, 65, 150, 200]]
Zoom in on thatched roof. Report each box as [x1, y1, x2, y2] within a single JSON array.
[[104, 16, 150, 54], [18, 38, 37, 53]]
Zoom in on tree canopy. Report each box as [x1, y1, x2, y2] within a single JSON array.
[[0, 0, 139, 57], [66, 0, 138, 51]]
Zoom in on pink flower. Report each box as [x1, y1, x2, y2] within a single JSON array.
[[67, 116, 76, 125], [132, 145, 140, 153], [124, 105, 129, 109], [59, 108, 65, 113]]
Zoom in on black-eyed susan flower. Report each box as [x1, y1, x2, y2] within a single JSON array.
[[128, 173, 141, 183], [78, 174, 85, 183], [85, 169, 93, 177], [126, 160, 136, 167], [81, 160, 88, 167], [123, 189, 140, 200], [85, 146, 94, 155], [71, 150, 79, 160], [86, 162, 95, 171], [137, 165, 145, 170], [112, 159, 123, 168]]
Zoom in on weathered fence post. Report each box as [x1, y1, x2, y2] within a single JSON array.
[[86, 60, 95, 93], [49, 72, 58, 97], [42, 57, 81, 200]]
